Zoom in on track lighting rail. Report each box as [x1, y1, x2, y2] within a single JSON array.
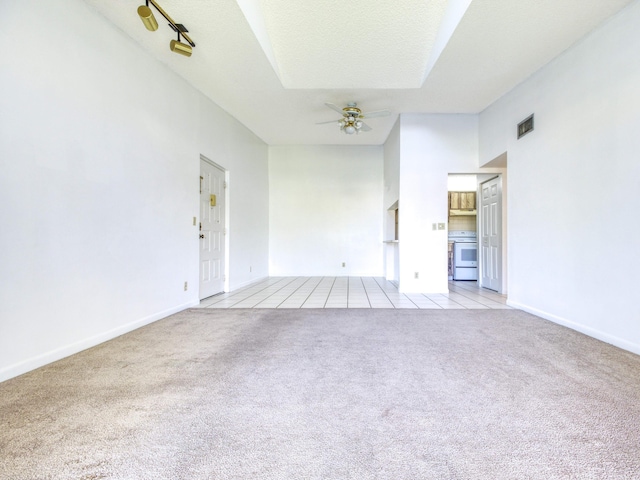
[[146, 0, 195, 47], [137, 0, 196, 56]]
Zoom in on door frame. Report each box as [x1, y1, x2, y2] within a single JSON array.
[[200, 155, 230, 294], [478, 174, 504, 293]]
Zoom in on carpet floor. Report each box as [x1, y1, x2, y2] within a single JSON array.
[[1, 308, 640, 479]]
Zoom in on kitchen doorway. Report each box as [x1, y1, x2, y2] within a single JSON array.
[[447, 175, 478, 281]]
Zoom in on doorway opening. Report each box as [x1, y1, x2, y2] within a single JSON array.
[[447, 175, 478, 282], [447, 173, 505, 294]]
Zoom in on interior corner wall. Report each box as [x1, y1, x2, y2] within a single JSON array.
[[268, 145, 384, 276], [397, 114, 480, 293], [197, 107, 269, 291], [383, 119, 401, 212], [0, 0, 268, 382], [383, 119, 401, 281], [479, 1, 640, 354]]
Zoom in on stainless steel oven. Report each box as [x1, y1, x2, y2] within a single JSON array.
[[449, 231, 478, 281]]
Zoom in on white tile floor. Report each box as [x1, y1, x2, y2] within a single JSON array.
[[194, 277, 511, 310]]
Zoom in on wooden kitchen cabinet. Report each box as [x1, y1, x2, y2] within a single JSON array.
[[448, 191, 476, 212], [461, 192, 475, 210], [449, 192, 460, 210]]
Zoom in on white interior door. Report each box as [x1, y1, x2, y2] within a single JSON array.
[[199, 159, 225, 299], [480, 176, 502, 292]]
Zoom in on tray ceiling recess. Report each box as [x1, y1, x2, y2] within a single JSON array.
[[235, 0, 461, 89]]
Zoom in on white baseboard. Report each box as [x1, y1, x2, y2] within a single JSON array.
[[0, 300, 199, 384], [507, 300, 640, 356]]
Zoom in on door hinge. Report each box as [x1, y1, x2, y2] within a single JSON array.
[[223, 181, 227, 189]]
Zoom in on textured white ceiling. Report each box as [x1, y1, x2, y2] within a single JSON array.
[[237, 0, 450, 89], [83, 0, 634, 145]]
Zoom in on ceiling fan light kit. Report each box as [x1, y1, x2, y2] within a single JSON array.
[[318, 103, 390, 135], [136, 0, 195, 57], [340, 117, 364, 135]]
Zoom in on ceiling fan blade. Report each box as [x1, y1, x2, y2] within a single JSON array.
[[316, 119, 341, 125], [361, 109, 391, 119], [325, 103, 346, 115], [360, 122, 373, 132]]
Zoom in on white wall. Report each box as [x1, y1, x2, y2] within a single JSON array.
[[0, 0, 268, 382], [448, 174, 477, 191], [479, 1, 640, 353], [269, 146, 383, 276], [398, 115, 479, 292], [383, 120, 401, 280], [197, 108, 270, 290], [383, 119, 401, 212]]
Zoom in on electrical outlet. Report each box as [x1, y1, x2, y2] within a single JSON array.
[[414, 272, 419, 279], [342, 262, 346, 267], [184, 281, 188, 291]]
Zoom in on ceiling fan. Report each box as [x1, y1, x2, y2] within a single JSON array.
[[317, 102, 391, 135]]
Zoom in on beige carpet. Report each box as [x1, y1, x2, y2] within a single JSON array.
[[1, 308, 640, 479]]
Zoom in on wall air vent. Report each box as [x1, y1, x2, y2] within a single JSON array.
[[517, 114, 534, 139]]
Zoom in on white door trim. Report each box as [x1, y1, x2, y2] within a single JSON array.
[[199, 155, 230, 295], [479, 175, 502, 293]]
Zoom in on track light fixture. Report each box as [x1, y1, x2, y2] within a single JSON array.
[[170, 38, 193, 57], [136, 0, 196, 57], [168, 23, 193, 57], [137, 5, 158, 31]]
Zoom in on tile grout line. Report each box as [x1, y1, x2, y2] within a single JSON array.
[[235, 277, 290, 308], [284, 276, 321, 308], [369, 277, 394, 308], [359, 276, 373, 308], [324, 277, 338, 308], [373, 276, 399, 309], [203, 277, 276, 306], [346, 276, 350, 308], [448, 283, 509, 307], [298, 276, 324, 308], [224, 277, 291, 305], [265, 276, 303, 308], [274, 276, 317, 308], [415, 294, 442, 309], [449, 281, 507, 303], [426, 292, 473, 309], [234, 276, 301, 308]]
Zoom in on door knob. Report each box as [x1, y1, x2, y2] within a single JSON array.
[[199, 234, 204, 239]]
